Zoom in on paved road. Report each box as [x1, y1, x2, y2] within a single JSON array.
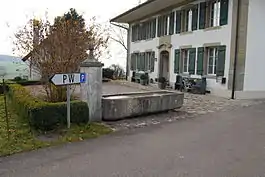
[[1, 103, 265, 177]]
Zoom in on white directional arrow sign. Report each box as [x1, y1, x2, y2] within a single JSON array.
[[49, 72, 87, 129], [49, 73, 86, 86]]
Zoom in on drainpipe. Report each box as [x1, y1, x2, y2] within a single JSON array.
[[110, 22, 130, 80], [231, 0, 240, 99]]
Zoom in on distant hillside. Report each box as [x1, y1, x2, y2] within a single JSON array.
[[0, 55, 28, 79], [0, 55, 22, 63]]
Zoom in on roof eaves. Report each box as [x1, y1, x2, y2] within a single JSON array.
[[110, 0, 158, 23]]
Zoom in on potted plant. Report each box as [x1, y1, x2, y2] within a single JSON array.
[[158, 77, 167, 89], [140, 73, 149, 86]]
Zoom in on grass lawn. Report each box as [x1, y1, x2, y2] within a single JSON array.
[[0, 95, 113, 157]]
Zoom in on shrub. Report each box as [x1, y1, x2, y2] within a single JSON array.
[[0, 84, 9, 94], [158, 77, 167, 83], [103, 68, 114, 79], [8, 84, 89, 131], [13, 76, 23, 81]]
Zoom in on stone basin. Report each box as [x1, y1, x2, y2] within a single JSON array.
[[102, 90, 184, 121]]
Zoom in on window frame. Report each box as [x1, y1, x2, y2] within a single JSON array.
[[182, 49, 190, 74], [187, 9, 193, 32], [207, 47, 218, 75], [209, 0, 221, 27]]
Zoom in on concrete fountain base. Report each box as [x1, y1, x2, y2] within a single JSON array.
[[102, 90, 184, 121]]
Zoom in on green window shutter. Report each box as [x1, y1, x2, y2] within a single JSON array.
[[169, 12, 175, 35], [199, 2, 206, 29], [140, 24, 143, 40], [217, 45, 226, 77], [185, 10, 189, 32], [188, 48, 196, 74], [130, 53, 135, 70], [131, 26, 134, 42], [141, 53, 146, 71], [151, 52, 155, 72], [197, 47, 204, 75], [136, 53, 141, 70], [142, 24, 145, 40], [139, 53, 143, 71], [161, 15, 167, 36], [176, 11, 181, 34], [192, 5, 198, 31], [144, 52, 149, 71], [157, 17, 161, 37], [152, 19, 156, 38], [220, 0, 229, 26], [174, 49, 180, 73]]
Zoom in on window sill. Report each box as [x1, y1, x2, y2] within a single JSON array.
[[132, 38, 155, 43], [179, 31, 193, 36], [145, 38, 154, 42], [203, 26, 222, 32]]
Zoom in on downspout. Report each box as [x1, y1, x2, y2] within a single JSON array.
[[110, 22, 130, 80], [231, 0, 240, 99], [126, 25, 131, 81]]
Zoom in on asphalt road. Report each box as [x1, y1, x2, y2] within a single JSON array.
[[1, 103, 265, 177]]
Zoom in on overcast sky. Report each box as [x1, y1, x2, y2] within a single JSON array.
[[0, 0, 144, 68]]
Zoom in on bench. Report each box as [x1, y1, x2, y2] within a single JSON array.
[[175, 75, 207, 94], [131, 72, 143, 83]]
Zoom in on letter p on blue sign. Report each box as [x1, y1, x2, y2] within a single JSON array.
[[80, 73, 86, 83]]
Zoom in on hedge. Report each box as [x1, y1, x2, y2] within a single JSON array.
[[15, 80, 42, 86], [8, 84, 89, 131], [0, 84, 9, 94]]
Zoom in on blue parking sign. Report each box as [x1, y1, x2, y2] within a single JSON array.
[[80, 73, 86, 83]]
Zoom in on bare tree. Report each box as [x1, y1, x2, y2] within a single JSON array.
[[13, 9, 109, 102], [110, 24, 128, 51], [109, 64, 125, 79]]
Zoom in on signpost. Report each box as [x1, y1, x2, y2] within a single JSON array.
[[49, 73, 86, 128]]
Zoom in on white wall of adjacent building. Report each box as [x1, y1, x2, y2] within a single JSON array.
[[244, 0, 265, 93]]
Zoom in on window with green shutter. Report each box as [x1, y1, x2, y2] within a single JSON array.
[[140, 53, 145, 71], [188, 48, 196, 74], [169, 12, 175, 35], [216, 45, 226, 76], [151, 52, 155, 72], [185, 10, 189, 32], [176, 11, 181, 34], [136, 53, 141, 71], [197, 47, 204, 75], [151, 19, 156, 38], [130, 53, 136, 70], [220, 0, 229, 26], [199, 2, 206, 29], [174, 49, 180, 73], [192, 5, 198, 31], [144, 52, 149, 71], [157, 16, 162, 37]]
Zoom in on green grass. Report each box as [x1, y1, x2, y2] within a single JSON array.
[[0, 95, 113, 156]]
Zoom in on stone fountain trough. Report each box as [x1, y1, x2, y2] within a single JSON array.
[[102, 90, 184, 121]]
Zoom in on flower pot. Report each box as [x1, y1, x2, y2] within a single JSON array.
[[158, 82, 166, 89], [140, 79, 148, 86]]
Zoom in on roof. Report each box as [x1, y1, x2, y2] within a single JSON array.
[[110, 0, 190, 23]]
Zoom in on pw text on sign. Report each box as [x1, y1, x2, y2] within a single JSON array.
[[50, 73, 86, 86]]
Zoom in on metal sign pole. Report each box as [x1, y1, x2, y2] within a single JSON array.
[[66, 85, 71, 129]]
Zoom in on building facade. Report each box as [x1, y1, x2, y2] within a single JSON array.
[[112, 0, 265, 99]]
